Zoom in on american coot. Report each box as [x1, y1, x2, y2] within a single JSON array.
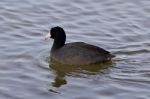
[[46, 26, 115, 65]]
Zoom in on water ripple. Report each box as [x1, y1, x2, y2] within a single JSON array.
[[0, 0, 150, 99]]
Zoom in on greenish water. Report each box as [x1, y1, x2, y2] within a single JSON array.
[[0, 0, 150, 99]]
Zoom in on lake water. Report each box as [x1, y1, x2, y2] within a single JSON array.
[[0, 0, 150, 99]]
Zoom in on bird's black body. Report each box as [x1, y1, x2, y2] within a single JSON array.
[[49, 26, 114, 65]]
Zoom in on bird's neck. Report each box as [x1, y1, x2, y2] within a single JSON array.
[[52, 39, 65, 51]]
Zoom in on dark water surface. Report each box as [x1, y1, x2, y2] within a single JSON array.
[[0, 0, 150, 99]]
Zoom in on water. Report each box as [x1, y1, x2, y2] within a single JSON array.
[[0, 0, 150, 99]]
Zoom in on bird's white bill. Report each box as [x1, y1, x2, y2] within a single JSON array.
[[45, 31, 51, 40]]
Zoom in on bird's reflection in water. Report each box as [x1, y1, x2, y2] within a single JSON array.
[[49, 59, 113, 92], [51, 69, 67, 88]]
